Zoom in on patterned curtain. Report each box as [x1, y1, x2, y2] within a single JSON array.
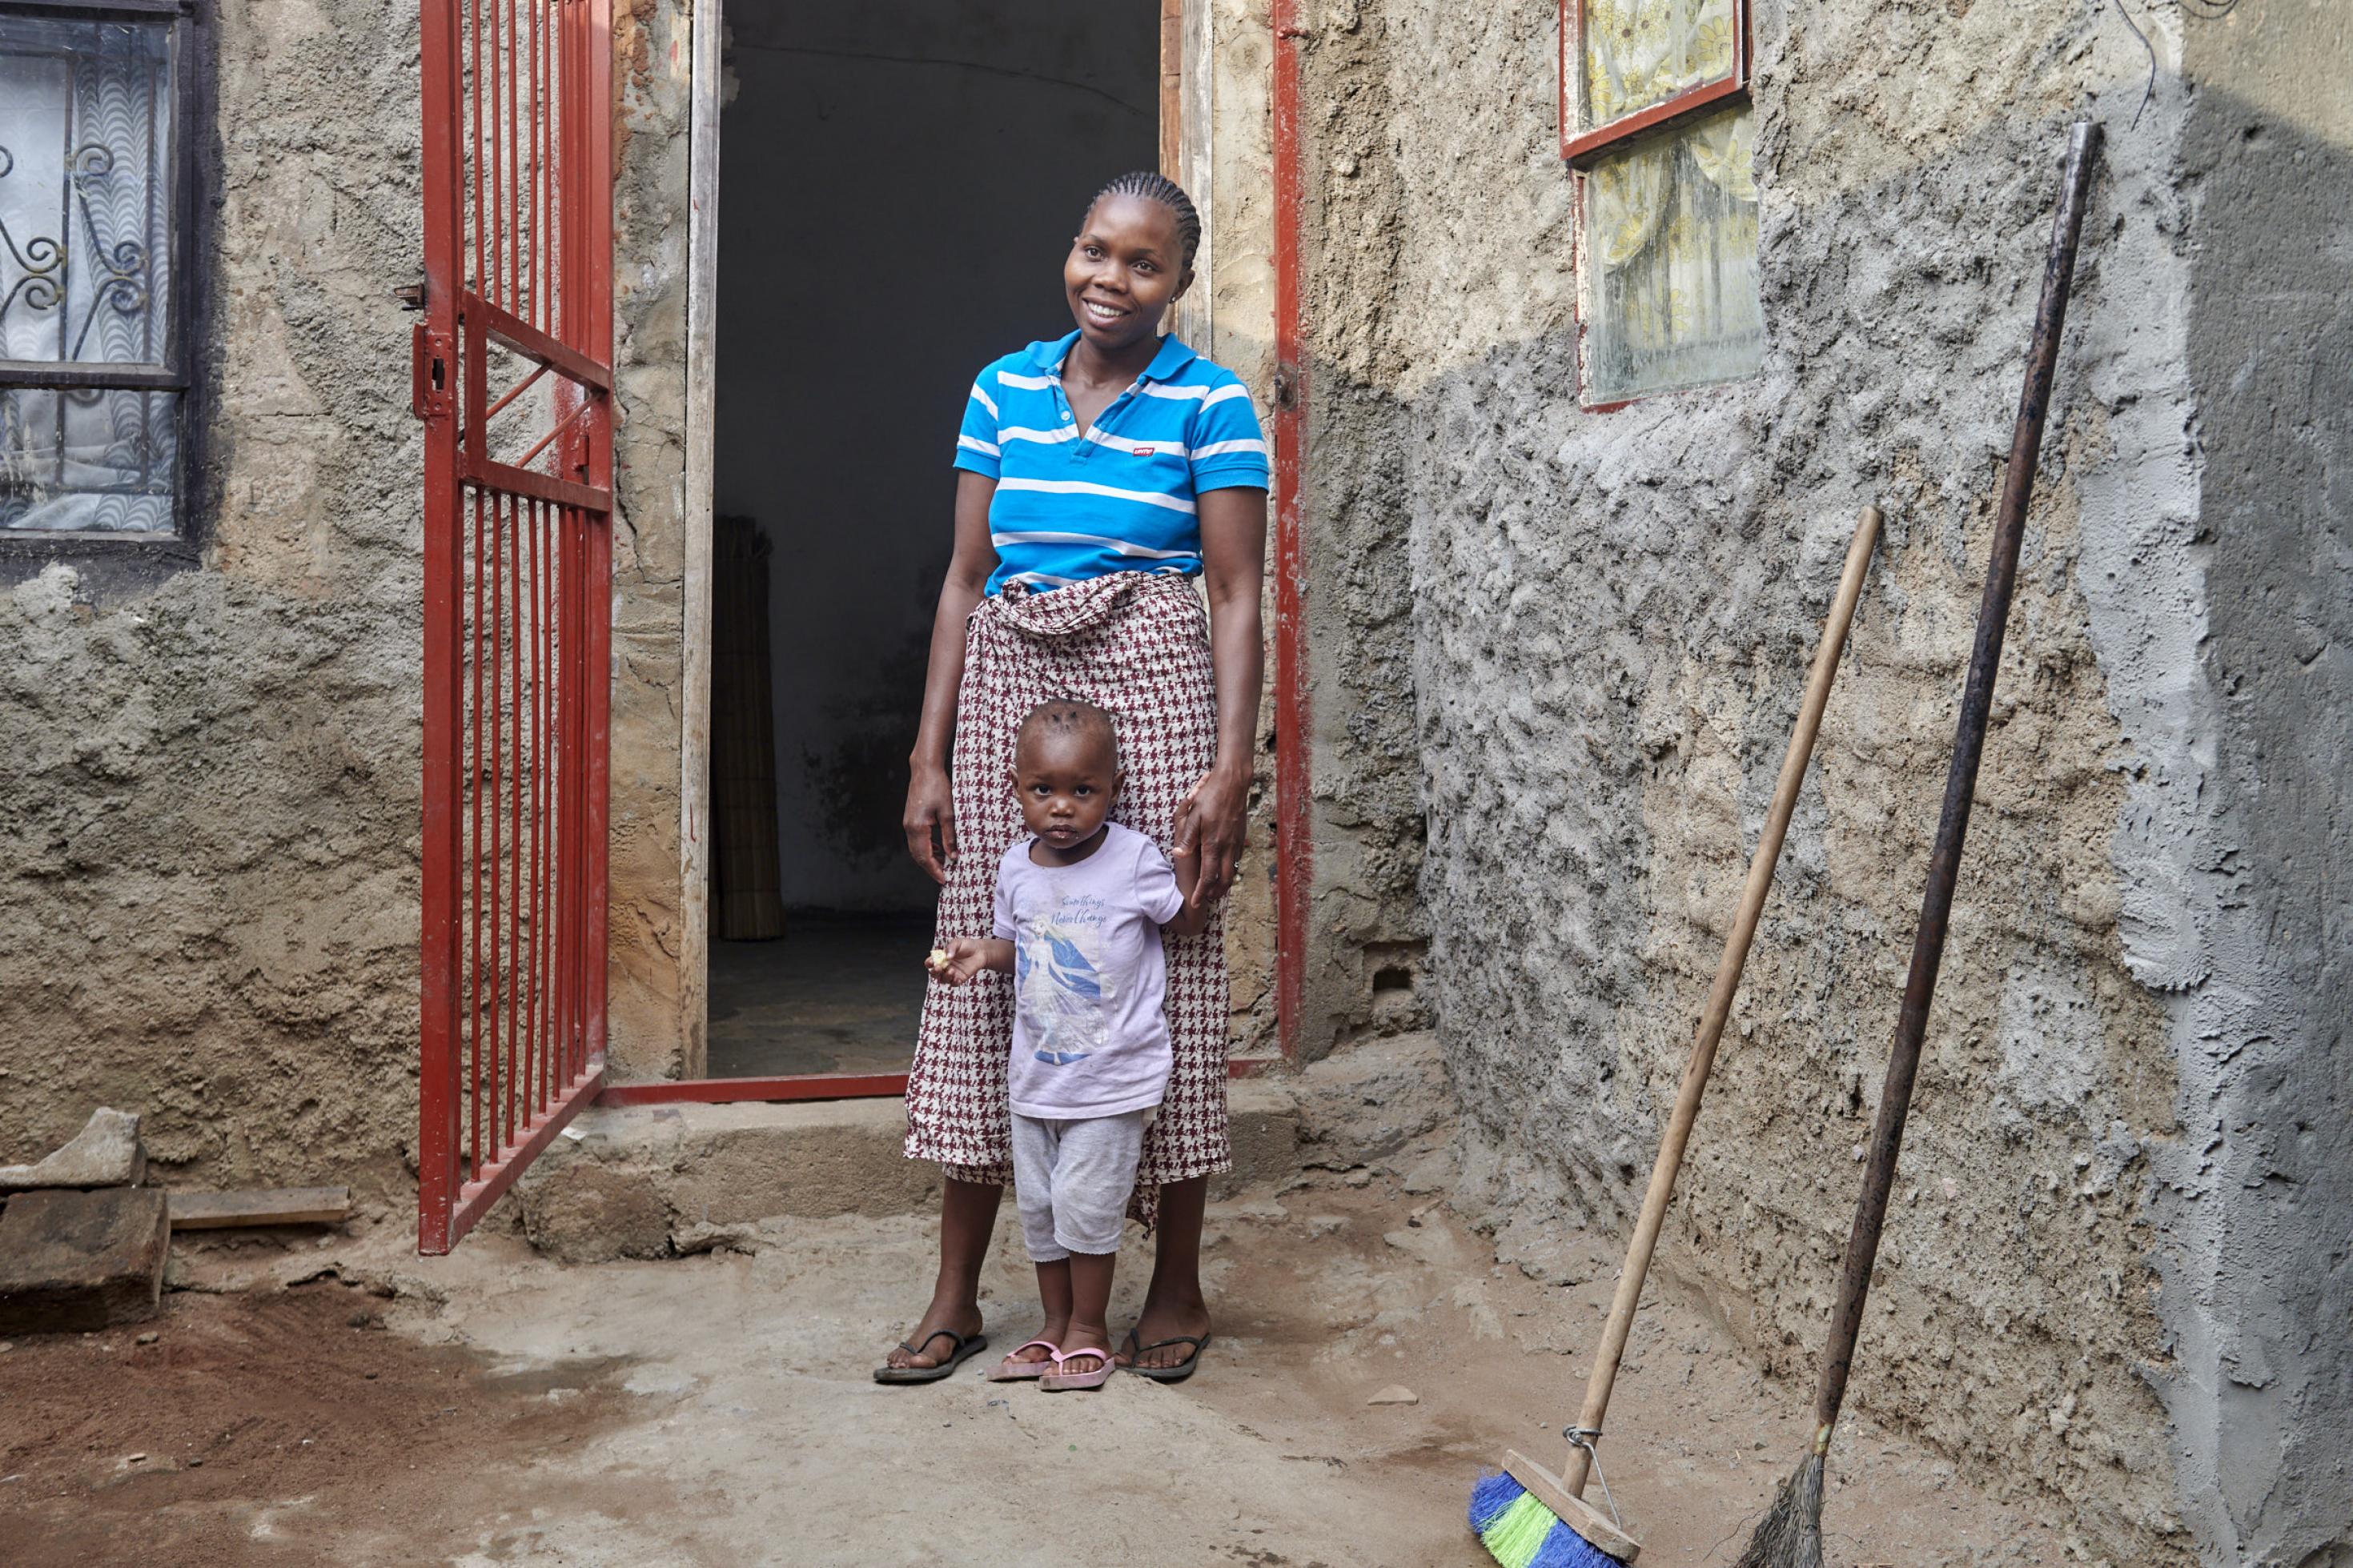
[[1582, 0, 1737, 126], [1584, 103, 1762, 402]]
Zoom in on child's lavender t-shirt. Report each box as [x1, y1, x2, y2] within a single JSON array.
[[993, 822, 1185, 1120]]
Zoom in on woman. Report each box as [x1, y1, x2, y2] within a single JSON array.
[[876, 171, 1267, 1385]]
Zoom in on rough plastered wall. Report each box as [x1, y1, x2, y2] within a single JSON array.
[[1299, 0, 2347, 1561], [1287, 0, 1433, 1063], [0, 0, 704, 1201], [0, 0, 426, 1201], [2154, 2, 2353, 1561]]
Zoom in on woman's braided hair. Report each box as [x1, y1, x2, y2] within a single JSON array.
[[1086, 171, 1203, 271]]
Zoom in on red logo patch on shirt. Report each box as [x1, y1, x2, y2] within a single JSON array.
[[1132, 447, 1152, 458]]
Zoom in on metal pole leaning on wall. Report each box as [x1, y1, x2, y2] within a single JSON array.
[[1735, 118, 2102, 1568]]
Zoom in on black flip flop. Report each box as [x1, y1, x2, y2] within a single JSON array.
[[873, 1328, 989, 1384], [1118, 1328, 1211, 1383]]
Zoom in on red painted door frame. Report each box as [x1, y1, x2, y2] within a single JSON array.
[[1268, 0, 1308, 1065], [606, 6, 1311, 1112]]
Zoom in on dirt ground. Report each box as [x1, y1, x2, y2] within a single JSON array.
[[0, 1166, 2078, 1566]]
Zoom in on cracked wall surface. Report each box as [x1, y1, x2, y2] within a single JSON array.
[[1296, 0, 2347, 1561]]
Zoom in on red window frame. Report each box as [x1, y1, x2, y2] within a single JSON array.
[[1558, 0, 1752, 167]]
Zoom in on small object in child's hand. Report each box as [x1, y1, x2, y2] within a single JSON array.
[[927, 948, 950, 969]]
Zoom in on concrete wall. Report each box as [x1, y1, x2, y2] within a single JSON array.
[[0, 0, 428, 1202], [712, 0, 1158, 913], [0, 0, 702, 1191], [1294, 0, 2347, 1561], [1282, 0, 1441, 1066], [2156, 4, 2352, 1561]]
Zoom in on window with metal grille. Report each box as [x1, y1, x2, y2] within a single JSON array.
[[1561, 0, 1763, 407], [1, 0, 198, 539]]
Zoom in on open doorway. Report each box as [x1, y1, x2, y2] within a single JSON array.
[[704, 3, 1162, 1081]]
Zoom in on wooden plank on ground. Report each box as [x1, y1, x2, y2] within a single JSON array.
[[167, 1186, 351, 1230]]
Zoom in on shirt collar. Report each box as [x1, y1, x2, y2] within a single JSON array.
[[1030, 332, 1082, 374], [1028, 331, 1199, 383], [1141, 334, 1199, 383]]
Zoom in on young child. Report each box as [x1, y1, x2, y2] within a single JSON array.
[[926, 698, 1208, 1391]]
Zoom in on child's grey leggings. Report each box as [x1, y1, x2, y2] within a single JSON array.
[[1010, 1108, 1154, 1261]]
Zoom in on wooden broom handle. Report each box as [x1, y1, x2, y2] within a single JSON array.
[[1561, 504, 1882, 1498]]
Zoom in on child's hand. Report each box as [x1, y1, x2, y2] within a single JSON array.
[[1170, 836, 1203, 900], [926, 938, 991, 985], [1161, 839, 1211, 936]]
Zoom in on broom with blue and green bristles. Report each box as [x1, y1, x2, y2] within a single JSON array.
[[1468, 503, 1885, 1568]]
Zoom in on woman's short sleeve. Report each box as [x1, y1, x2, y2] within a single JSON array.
[[953, 368, 1003, 479], [1187, 374, 1271, 494]]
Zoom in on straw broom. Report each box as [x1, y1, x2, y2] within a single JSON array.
[[1733, 119, 2102, 1568], [1469, 502, 1884, 1568]]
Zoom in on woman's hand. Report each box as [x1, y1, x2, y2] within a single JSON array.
[[903, 473, 1000, 884], [1173, 761, 1252, 904], [903, 764, 957, 884]]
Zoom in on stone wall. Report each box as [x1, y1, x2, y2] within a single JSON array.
[[0, 0, 701, 1193], [604, 0, 701, 1083], [1295, 0, 2349, 1560]]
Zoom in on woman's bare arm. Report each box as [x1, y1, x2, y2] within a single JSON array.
[[1174, 484, 1268, 903], [902, 471, 1001, 883]]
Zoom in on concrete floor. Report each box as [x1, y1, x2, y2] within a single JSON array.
[[705, 913, 932, 1078], [40, 1157, 2082, 1566]]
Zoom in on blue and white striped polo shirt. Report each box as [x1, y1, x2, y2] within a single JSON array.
[[952, 331, 1271, 595]]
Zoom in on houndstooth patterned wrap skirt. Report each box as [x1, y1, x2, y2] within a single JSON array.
[[904, 571, 1232, 1226]]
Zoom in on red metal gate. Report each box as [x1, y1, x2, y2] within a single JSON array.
[[413, 0, 614, 1253]]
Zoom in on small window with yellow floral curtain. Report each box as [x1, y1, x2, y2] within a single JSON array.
[[1561, 0, 1761, 405]]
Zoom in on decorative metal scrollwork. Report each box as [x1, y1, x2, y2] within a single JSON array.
[[0, 141, 155, 363], [2, 12, 182, 533]]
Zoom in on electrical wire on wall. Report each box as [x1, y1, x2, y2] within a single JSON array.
[[2103, 0, 2246, 131]]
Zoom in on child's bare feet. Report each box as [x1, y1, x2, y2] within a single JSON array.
[[1006, 1316, 1068, 1369], [1056, 1318, 1113, 1376]]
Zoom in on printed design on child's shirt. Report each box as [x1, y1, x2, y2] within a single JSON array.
[[1014, 896, 1116, 1066]]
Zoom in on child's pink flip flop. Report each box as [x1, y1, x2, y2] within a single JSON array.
[[986, 1339, 1062, 1382], [1039, 1347, 1115, 1392]]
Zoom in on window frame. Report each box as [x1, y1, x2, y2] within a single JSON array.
[[0, 0, 210, 575], [1562, 0, 1757, 410], [1558, 0, 1752, 168]]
